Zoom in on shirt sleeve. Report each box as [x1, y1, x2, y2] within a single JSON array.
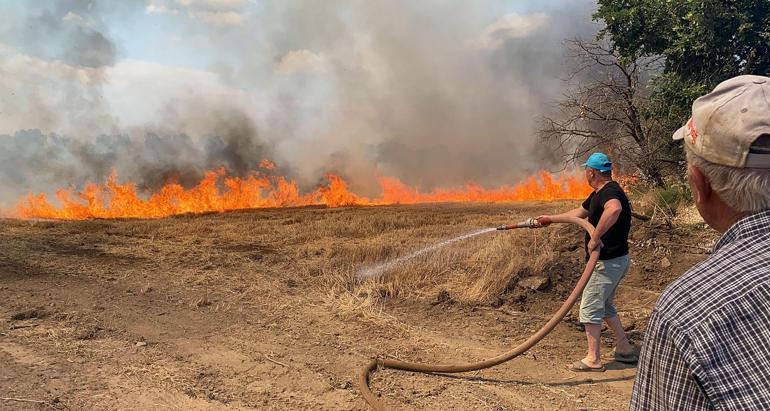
[[631, 310, 712, 410]]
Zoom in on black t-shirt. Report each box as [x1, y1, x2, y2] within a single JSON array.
[[581, 181, 631, 260]]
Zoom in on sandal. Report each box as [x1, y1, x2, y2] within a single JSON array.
[[570, 360, 605, 372], [613, 347, 640, 364]]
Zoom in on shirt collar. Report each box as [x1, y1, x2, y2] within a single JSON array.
[[715, 209, 770, 251], [595, 180, 616, 193]]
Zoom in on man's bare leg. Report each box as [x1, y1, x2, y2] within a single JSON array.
[[583, 323, 603, 367], [605, 315, 633, 354]]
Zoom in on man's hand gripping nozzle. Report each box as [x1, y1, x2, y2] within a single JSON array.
[[496, 218, 542, 231]]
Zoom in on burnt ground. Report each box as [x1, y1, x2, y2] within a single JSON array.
[[0, 203, 717, 410]]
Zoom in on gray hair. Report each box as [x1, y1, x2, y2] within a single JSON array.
[[686, 147, 770, 213]]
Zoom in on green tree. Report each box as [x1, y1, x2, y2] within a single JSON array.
[[595, 0, 770, 134]]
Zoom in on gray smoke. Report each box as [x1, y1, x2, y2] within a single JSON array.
[[0, 1, 120, 140], [199, 0, 601, 194], [0, 122, 275, 204], [19, 1, 117, 68], [0, 0, 599, 207]]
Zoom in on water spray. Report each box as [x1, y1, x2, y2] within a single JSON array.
[[357, 219, 544, 279], [356, 227, 498, 279], [357, 215, 600, 411]]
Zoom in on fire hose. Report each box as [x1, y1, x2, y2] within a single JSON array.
[[357, 215, 600, 410]]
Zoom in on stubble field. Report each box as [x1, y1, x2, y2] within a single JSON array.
[[0, 202, 716, 410]]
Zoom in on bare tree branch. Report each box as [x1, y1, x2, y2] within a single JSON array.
[[539, 38, 677, 186]]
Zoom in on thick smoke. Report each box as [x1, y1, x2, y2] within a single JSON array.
[[0, 121, 274, 203], [224, 1, 600, 194], [0, 0, 598, 206]]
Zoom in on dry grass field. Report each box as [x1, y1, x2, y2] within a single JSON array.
[[0, 202, 717, 410]]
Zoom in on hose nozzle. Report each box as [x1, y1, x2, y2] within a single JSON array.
[[496, 218, 542, 230]]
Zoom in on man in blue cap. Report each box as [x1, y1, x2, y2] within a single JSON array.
[[537, 152, 635, 372]]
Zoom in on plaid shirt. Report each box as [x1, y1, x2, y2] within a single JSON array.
[[631, 209, 770, 410]]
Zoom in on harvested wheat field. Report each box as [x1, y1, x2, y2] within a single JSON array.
[[0, 202, 717, 410]]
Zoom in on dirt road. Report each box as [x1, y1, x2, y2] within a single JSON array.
[[0, 203, 715, 410]]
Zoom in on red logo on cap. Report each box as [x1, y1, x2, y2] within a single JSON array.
[[687, 118, 699, 145]]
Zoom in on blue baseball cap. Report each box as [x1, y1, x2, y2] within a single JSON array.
[[582, 152, 612, 172]]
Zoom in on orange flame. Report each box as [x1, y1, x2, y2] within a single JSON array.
[[13, 167, 592, 220], [259, 159, 276, 170]]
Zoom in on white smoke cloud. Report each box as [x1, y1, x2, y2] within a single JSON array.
[[0, 46, 256, 139], [62, 11, 96, 29], [176, 0, 249, 8], [103, 60, 253, 135], [275, 50, 329, 74], [0, 44, 116, 136], [147, 0, 249, 25], [470, 12, 549, 50], [0, 0, 599, 204], [145, 1, 179, 15], [190, 10, 244, 26]]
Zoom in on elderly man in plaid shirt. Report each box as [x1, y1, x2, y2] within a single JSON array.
[[631, 75, 770, 409]]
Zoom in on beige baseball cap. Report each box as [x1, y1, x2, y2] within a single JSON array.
[[673, 75, 770, 168]]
